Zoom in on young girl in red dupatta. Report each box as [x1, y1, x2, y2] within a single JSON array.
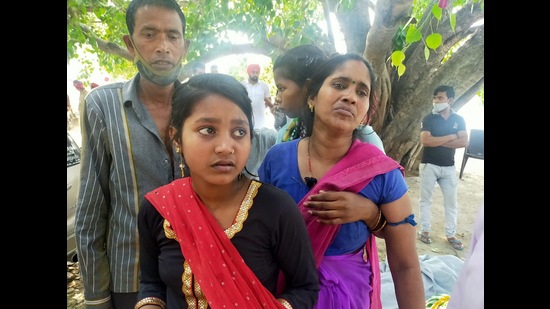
[[259, 53, 425, 309], [135, 73, 319, 309]]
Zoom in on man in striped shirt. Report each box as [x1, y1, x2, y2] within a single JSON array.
[[74, 1, 190, 308]]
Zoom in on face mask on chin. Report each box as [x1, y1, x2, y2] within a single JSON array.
[[135, 60, 182, 87], [130, 38, 183, 87], [432, 102, 450, 113]]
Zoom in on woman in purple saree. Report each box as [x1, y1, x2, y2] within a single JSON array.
[[259, 53, 425, 309]]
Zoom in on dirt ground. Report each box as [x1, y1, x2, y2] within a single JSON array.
[[376, 150, 484, 262]]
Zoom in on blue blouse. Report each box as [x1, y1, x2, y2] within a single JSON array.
[[258, 138, 407, 255]]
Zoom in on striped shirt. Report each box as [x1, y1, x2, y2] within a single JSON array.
[[75, 74, 182, 307]]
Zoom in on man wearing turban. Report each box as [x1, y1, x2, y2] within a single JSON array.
[[241, 64, 274, 129]]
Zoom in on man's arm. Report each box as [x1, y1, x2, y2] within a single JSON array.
[[263, 82, 274, 109], [264, 96, 274, 109], [442, 130, 468, 148], [420, 130, 458, 147]]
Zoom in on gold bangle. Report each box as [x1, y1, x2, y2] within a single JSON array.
[[277, 298, 293, 309], [134, 297, 166, 309], [368, 209, 382, 230], [370, 217, 387, 233]]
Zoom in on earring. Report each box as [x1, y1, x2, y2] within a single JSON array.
[[174, 144, 185, 177], [179, 162, 185, 178], [308, 103, 314, 112]]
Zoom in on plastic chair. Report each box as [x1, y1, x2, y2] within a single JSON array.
[[459, 129, 484, 179]]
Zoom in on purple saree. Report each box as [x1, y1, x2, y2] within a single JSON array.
[[299, 139, 404, 309]]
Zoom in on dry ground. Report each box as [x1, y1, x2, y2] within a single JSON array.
[[376, 150, 484, 261]]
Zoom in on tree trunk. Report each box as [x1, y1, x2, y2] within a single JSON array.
[[330, 0, 372, 54], [359, 0, 484, 175]]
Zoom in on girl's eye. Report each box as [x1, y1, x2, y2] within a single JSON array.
[[198, 127, 215, 135], [233, 128, 246, 137]]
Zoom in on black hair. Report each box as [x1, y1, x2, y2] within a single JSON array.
[[272, 45, 329, 137], [125, 0, 186, 36], [273, 45, 328, 88], [433, 85, 455, 99]]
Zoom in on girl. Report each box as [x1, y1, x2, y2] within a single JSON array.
[[136, 73, 319, 309]]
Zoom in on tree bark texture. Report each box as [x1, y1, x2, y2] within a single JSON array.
[[359, 0, 484, 174]]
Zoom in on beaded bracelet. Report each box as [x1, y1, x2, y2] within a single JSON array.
[[134, 297, 166, 309]]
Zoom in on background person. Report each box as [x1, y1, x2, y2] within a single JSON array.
[[259, 53, 425, 309], [191, 61, 205, 75], [73, 79, 89, 118], [418, 85, 468, 251], [245, 127, 277, 179], [446, 203, 484, 309], [74, 0, 190, 308], [136, 73, 319, 309], [272, 45, 326, 143], [67, 94, 77, 130], [241, 63, 274, 129]]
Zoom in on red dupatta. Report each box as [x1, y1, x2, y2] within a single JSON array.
[[145, 178, 285, 309], [299, 139, 404, 309]]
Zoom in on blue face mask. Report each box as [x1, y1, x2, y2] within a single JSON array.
[[130, 38, 183, 87]]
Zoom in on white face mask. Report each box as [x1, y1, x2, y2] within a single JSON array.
[[432, 102, 450, 113]]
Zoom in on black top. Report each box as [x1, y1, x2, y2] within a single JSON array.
[[137, 180, 319, 308], [420, 111, 466, 166]]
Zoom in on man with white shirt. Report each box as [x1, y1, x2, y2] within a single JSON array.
[[241, 63, 274, 129]]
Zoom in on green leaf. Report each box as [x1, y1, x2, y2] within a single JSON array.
[[391, 51, 406, 67], [397, 64, 406, 77], [405, 25, 422, 44], [424, 45, 430, 61], [449, 12, 456, 32], [426, 33, 442, 50], [431, 3, 443, 20]]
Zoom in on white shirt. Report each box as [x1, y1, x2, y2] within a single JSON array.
[[241, 79, 271, 129]]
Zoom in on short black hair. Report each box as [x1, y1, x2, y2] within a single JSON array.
[[433, 85, 455, 99], [125, 0, 186, 36]]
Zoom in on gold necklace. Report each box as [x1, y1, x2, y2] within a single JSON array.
[[304, 138, 318, 189]]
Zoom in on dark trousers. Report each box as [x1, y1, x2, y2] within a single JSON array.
[[112, 292, 138, 309]]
